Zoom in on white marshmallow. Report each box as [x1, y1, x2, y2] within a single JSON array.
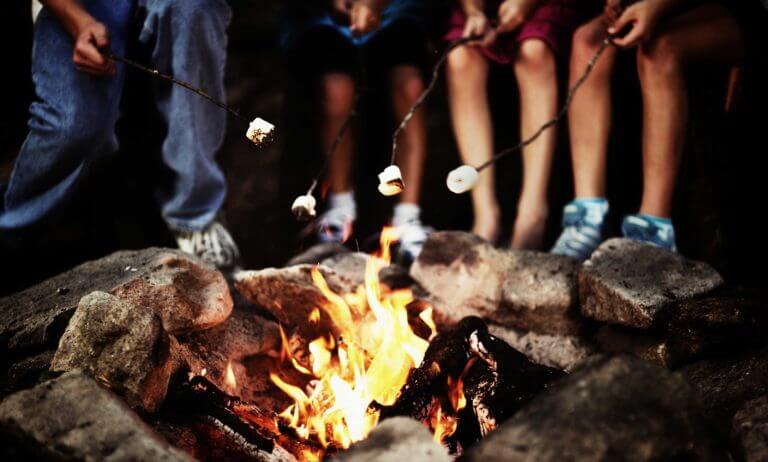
[[291, 194, 317, 221], [446, 165, 479, 194], [377, 165, 404, 196], [246, 117, 275, 145]]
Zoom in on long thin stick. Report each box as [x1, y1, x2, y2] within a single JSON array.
[[108, 52, 249, 124], [390, 37, 477, 164], [475, 38, 612, 171]]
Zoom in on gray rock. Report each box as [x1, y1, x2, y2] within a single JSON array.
[[331, 417, 450, 462], [0, 247, 182, 353], [464, 356, 728, 462], [1, 350, 55, 396], [0, 371, 191, 461], [594, 326, 674, 367], [411, 232, 504, 323], [321, 252, 370, 287], [488, 324, 594, 372], [287, 242, 349, 266], [732, 395, 768, 462], [579, 238, 723, 329], [681, 346, 768, 435], [498, 251, 582, 335], [51, 291, 174, 413], [113, 254, 233, 334]]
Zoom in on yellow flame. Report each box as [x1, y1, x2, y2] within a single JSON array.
[[271, 227, 437, 450], [224, 361, 237, 391]]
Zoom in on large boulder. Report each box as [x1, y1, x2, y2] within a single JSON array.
[[411, 232, 582, 335], [464, 356, 728, 462], [0, 248, 182, 354], [579, 239, 723, 329], [113, 254, 232, 334], [332, 417, 450, 462], [50, 291, 174, 413], [732, 395, 768, 462], [0, 371, 191, 461], [321, 252, 370, 287]]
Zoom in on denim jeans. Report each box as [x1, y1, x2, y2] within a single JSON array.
[[0, 0, 232, 232]]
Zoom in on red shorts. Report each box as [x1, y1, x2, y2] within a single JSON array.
[[443, 0, 582, 64]]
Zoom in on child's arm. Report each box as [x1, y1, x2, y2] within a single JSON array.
[[350, 0, 388, 35], [496, 0, 540, 34], [459, 0, 493, 43], [608, 0, 689, 48]]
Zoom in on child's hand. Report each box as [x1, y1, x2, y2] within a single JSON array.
[[350, 1, 383, 36], [463, 11, 491, 40], [608, 1, 663, 48], [603, 0, 623, 26], [331, 0, 352, 16], [496, 0, 535, 34]]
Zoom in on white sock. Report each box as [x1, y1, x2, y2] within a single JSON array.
[[392, 203, 421, 227], [327, 191, 357, 218]]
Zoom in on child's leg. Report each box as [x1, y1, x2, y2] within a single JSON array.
[[510, 39, 558, 250], [635, 4, 744, 219], [569, 17, 618, 200], [389, 65, 427, 206], [446, 46, 500, 242], [321, 73, 357, 194]]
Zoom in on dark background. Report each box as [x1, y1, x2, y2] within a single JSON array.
[[1, 1, 767, 296]]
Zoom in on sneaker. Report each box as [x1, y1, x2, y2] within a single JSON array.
[[174, 221, 241, 269], [621, 214, 677, 252], [551, 198, 609, 261], [395, 218, 433, 264], [317, 207, 355, 244]]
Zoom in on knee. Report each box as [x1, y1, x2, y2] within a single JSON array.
[[514, 40, 556, 75], [320, 74, 356, 118], [571, 22, 604, 62], [638, 34, 683, 77], [446, 46, 481, 77], [391, 69, 425, 105]]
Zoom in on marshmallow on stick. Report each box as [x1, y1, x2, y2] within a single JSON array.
[[446, 165, 479, 194], [291, 194, 317, 221], [246, 117, 275, 146], [377, 165, 405, 196]]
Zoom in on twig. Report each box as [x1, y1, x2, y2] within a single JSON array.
[[108, 52, 248, 124], [390, 37, 478, 165], [475, 38, 612, 171]]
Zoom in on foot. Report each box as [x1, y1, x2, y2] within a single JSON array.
[[621, 214, 677, 252], [551, 198, 609, 261], [317, 207, 355, 243], [472, 209, 501, 244], [174, 221, 241, 269], [395, 218, 433, 264], [510, 208, 548, 250]]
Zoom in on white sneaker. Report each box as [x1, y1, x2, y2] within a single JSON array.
[[317, 207, 355, 244], [396, 218, 432, 264], [175, 222, 240, 269]]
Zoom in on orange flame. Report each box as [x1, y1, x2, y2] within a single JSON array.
[[432, 375, 466, 444], [271, 227, 437, 450], [224, 361, 237, 391]]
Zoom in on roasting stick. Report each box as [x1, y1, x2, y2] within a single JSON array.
[[106, 51, 275, 147], [446, 38, 613, 193]]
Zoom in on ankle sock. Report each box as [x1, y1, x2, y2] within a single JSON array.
[[572, 197, 609, 226], [327, 191, 357, 218], [392, 203, 421, 227]]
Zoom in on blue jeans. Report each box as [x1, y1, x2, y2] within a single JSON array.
[[0, 0, 232, 232]]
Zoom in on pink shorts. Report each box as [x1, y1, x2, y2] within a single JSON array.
[[443, 0, 581, 65]]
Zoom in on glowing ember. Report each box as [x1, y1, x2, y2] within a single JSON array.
[[270, 227, 437, 451], [224, 361, 237, 391]]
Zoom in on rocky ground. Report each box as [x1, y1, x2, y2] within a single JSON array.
[[1, 233, 766, 461]]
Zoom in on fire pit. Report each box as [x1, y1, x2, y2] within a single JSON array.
[[1, 232, 767, 461]]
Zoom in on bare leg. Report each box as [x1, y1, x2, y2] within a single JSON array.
[[636, 4, 744, 218], [568, 18, 618, 199], [390, 65, 427, 205], [446, 46, 500, 242], [320, 73, 357, 194], [510, 39, 558, 250]]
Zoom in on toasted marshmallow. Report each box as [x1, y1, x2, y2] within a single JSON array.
[[246, 117, 275, 146], [377, 165, 404, 196], [291, 194, 317, 221], [446, 165, 479, 194]]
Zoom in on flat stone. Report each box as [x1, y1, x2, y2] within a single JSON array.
[[286, 242, 349, 266], [488, 324, 594, 372], [681, 346, 768, 435], [0, 247, 181, 354], [321, 252, 370, 287], [51, 291, 174, 413], [464, 356, 728, 462], [332, 417, 450, 462], [410, 232, 504, 323], [595, 326, 674, 367], [732, 395, 768, 462], [579, 238, 723, 329], [0, 371, 191, 461], [498, 250, 582, 335], [113, 254, 233, 334]]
